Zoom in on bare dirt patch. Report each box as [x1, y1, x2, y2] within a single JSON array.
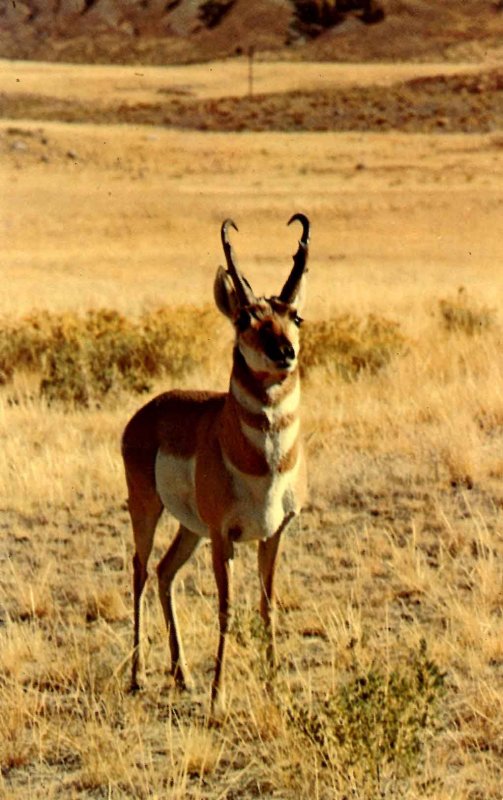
[[2, 66, 503, 133]]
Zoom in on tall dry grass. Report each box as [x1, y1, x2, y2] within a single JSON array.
[[1, 289, 501, 799], [1, 70, 503, 797]]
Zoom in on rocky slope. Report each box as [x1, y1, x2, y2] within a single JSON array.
[[1, 0, 502, 64]]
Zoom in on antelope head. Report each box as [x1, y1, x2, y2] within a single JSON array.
[[214, 214, 310, 378]]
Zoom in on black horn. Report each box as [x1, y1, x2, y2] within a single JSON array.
[[279, 213, 310, 304], [221, 219, 255, 307]]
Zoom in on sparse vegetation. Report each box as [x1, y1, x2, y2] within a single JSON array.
[[1, 57, 503, 800], [3, 67, 503, 133], [0, 307, 225, 405], [301, 312, 407, 379], [439, 286, 497, 335], [288, 641, 446, 796], [5, 0, 499, 65]]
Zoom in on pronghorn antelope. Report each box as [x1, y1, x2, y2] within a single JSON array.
[[122, 214, 310, 709]]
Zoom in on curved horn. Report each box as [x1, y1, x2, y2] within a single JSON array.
[[279, 213, 310, 303], [221, 219, 254, 307]]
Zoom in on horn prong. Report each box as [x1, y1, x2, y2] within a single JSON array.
[[220, 219, 254, 307], [280, 213, 311, 303]]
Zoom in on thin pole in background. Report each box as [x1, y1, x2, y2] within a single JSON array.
[[248, 45, 255, 98]]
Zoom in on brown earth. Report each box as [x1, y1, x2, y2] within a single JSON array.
[[1, 0, 503, 65], [2, 67, 503, 133]]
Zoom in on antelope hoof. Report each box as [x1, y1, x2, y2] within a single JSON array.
[[172, 666, 193, 693], [209, 681, 227, 722], [209, 697, 227, 727]]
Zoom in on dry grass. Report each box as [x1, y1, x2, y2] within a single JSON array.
[[0, 58, 485, 104], [4, 67, 503, 134], [1, 314, 502, 799], [1, 59, 503, 799]]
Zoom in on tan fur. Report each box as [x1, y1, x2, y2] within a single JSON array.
[[123, 217, 309, 711]]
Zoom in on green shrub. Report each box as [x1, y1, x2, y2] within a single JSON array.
[[0, 306, 408, 404], [301, 312, 407, 379], [439, 287, 497, 335], [0, 310, 57, 384], [0, 306, 224, 406], [40, 337, 91, 406], [288, 641, 446, 796]]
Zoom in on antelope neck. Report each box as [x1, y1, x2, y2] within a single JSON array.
[[220, 348, 300, 477], [227, 346, 300, 433]]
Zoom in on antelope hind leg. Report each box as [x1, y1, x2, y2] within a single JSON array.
[[157, 525, 201, 690]]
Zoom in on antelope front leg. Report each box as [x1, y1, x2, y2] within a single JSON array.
[[211, 534, 234, 714], [258, 516, 292, 674]]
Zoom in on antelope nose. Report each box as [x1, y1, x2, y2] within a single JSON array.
[[275, 342, 295, 367], [283, 343, 295, 362]]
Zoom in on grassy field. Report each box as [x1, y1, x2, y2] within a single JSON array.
[[1, 59, 503, 799], [0, 58, 486, 102]]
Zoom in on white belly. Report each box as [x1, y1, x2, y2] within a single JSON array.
[[222, 454, 301, 542], [155, 449, 302, 543], [155, 450, 209, 537]]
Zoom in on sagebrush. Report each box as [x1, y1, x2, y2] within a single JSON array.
[[288, 641, 447, 797], [0, 306, 224, 405], [0, 307, 407, 405], [439, 286, 497, 335]]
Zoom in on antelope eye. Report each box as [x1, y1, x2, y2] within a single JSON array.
[[293, 314, 303, 328], [236, 309, 251, 331]]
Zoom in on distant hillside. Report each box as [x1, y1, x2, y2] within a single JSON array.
[[1, 0, 502, 64]]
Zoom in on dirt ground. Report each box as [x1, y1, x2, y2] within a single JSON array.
[[1, 57, 503, 799], [1, 59, 503, 134]]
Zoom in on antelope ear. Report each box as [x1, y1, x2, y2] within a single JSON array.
[[214, 266, 240, 319]]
